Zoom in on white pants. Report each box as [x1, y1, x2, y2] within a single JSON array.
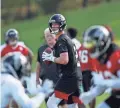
[[1, 74, 45, 108]]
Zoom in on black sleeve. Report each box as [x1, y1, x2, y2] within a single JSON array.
[[58, 40, 68, 54], [37, 48, 41, 63]]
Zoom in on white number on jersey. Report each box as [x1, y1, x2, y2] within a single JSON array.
[[79, 50, 88, 63]]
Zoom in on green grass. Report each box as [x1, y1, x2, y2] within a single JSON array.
[[1, 1, 120, 107]]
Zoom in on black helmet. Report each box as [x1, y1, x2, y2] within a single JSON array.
[[49, 14, 66, 34], [5, 29, 19, 45], [104, 25, 114, 41], [83, 25, 112, 58], [2, 53, 31, 79]]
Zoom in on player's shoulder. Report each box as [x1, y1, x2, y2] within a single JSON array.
[[17, 41, 26, 47], [0, 43, 7, 51], [109, 44, 120, 62], [111, 49, 120, 58], [72, 38, 81, 50]]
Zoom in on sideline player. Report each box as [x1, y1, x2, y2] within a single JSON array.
[[1, 29, 33, 63]]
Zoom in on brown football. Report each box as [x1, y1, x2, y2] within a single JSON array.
[[44, 47, 52, 65]]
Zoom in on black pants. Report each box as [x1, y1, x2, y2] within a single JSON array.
[[82, 70, 92, 92]]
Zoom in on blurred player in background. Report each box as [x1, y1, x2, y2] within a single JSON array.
[[1, 29, 33, 63], [1, 52, 54, 108], [78, 25, 114, 108], [42, 14, 84, 108], [36, 28, 67, 108], [80, 25, 120, 108]]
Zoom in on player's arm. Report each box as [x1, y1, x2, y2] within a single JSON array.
[[36, 49, 41, 85], [54, 52, 68, 64], [11, 78, 53, 108], [101, 78, 120, 89], [54, 41, 69, 64], [21, 42, 34, 64], [92, 71, 120, 89], [42, 40, 69, 65], [27, 48, 34, 64], [36, 62, 41, 85]]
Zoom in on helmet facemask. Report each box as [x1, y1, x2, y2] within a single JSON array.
[[49, 22, 60, 35], [5, 29, 19, 46], [49, 14, 66, 35]]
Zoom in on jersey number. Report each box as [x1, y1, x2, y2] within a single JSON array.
[[79, 50, 88, 63]]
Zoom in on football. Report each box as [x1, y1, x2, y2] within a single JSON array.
[[44, 47, 52, 65]]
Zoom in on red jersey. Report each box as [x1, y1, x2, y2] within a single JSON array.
[[1, 42, 29, 57], [92, 44, 120, 78], [78, 45, 96, 71]]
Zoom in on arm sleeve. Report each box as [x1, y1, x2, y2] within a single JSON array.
[[102, 79, 120, 89], [58, 40, 68, 54]]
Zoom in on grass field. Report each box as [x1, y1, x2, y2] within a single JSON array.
[[1, 1, 120, 108]]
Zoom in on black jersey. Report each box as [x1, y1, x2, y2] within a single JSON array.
[[54, 34, 77, 77]]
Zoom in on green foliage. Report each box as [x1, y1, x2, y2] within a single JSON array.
[[37, 0, 63, 14]]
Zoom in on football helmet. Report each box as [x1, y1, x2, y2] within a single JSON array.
[[83, 25, 112, 58], [104, 25, 114, 41], [49, 14, 66, 34], [2, 52, 31, 79], [5, 29, 19, 45]]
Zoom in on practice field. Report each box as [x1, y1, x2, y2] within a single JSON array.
[[1, 1, 120, 107]]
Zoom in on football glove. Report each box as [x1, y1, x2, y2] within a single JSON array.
[[42, 51, 55, 62]]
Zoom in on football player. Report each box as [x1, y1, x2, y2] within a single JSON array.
[[1, 29, 33, 64], [80, 25, 120, 108], [1, 52, 54, 108], [42, 14, 84, 108]]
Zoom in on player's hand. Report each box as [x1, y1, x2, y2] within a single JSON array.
[[40, 79, 54, 96], [42, 51, 55, 62]]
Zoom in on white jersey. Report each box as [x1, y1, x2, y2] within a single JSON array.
[[72, 38, 81, 50], [1, 73, 53, 108], [72, 38, 81, 67]]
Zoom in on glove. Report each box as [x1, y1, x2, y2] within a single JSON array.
[[42, 51, 55, 62], [39, 79, 54, 96]]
